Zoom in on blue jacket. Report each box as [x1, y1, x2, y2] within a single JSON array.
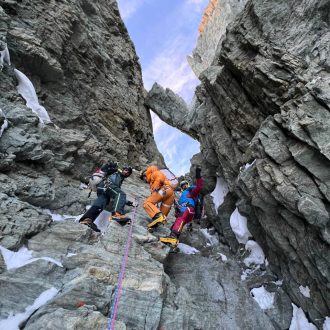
[[178, 178, 203, 213]]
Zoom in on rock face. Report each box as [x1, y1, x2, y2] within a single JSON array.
[[0, 0, 164, 247], [0, 175, 291, 330], [188, 0, 248, 78], [0, 178, 170, 329], [146, 0, 330, 327]]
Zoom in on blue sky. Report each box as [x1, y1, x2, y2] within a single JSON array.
[[117, 0, 209, 175]]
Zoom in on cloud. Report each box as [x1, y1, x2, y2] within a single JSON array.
[[143, 36, 199, 102], [118, 0, 148, 20], [152, 113, 200, 176]]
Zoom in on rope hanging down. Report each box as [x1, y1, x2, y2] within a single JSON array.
[[107, 199, 138, 330]]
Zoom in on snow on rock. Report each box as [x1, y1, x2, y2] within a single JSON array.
[[244, 240, 265, 267], [66, 253, 77, 257], [323, 317, 330, 330], [0, 108, 8, 138], [45, 209, 77, 222], [210, 176, 229, 213], [178, 243, 200, 255], [241, 268, 257, 281], [0, 245, 63, 270], [289, 304, 317, 330], [299, 285, 311, 298], [250, 286, 275, 310], [229, 208, 252, 244], [218, 253, 228, 262], [200, 228, 219, 246], [242, 159, 256, 171], [0, 287, 58, 330], [14, 69, 51, 124], [0, 45, 11, 70]]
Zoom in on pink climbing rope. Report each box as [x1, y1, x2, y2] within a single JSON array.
[[108, 199, 138, 330]]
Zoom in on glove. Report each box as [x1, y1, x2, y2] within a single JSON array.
[[126, 200, 139, 207], [195, 167, 202, 179], [101, 162, 118, 176]]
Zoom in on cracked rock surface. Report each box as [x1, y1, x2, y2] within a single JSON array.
[[146, 0, 330, 326]]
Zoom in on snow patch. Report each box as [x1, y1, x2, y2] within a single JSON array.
[[0, 287, 58, 330], [0, 45, 11, 70], [66, 253, 77, 257], [289, 304, 317, 330], [218, 253, 228, 262], [299, 285, 311, 298], [250, 286, 275, 310], [14, 69, 51, 124], [244, 240, 265, 267], [45, 209, 77, 222], [200, 228, 219, 246], [210, 176, 228, 213], [0, 108, 8, 138], [273, 279, 283, 286], [323, 317, 330, 330], [229, 208, 252, 244], [242, 159, 256, 171], [178, 243, 199, 254], [0, 245, 63, 270]]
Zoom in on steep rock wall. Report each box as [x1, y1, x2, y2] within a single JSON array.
[[146, 0, 330, 326], [0, 0, 164, 248], [188, 0, 248, 78]]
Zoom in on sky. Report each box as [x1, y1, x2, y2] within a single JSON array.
[[117, 0, 209, 176]]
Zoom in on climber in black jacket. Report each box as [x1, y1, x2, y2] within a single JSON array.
[[79, 162, 133, 232]]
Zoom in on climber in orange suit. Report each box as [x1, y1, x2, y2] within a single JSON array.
[[141, 165, 174, 230]]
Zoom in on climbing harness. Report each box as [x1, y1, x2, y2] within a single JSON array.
[[107, 199, 138, 330]]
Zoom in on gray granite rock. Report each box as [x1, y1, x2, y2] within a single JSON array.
[[146, 0, 330, 325]]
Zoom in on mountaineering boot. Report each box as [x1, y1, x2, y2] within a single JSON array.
[[79, 218, 101, 233], [147, 213, 167, 231], [112, 212, 131, 225], [79, 205, 102, 232], [159, 236, 179, 248]]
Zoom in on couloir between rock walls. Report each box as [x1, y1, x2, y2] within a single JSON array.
[[146, 0, 330, 328], [0, 0, 164, 246], [1, 0, 330, 329]]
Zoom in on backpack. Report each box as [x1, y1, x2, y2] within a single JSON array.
[[160, 168, 178, 189], [88, 169, 106, 192]]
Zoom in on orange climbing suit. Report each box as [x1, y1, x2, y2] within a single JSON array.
[[143, 166, 174, 219]]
